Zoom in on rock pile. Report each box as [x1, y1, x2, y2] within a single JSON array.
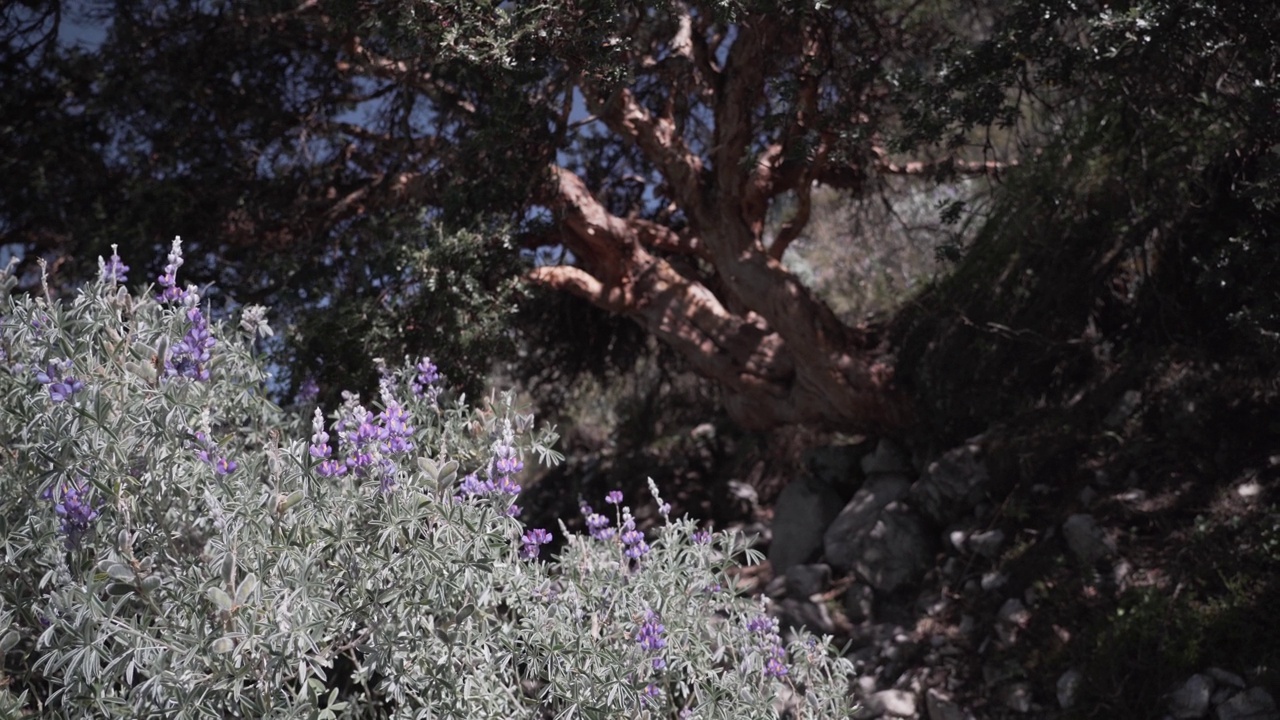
[[755, 436, 1276, 719]]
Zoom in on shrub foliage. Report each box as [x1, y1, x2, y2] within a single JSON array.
[[0, 243, 854, 718]]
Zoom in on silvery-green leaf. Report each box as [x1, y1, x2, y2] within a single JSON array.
[[416, 457, 437, 476], [105, 583, 133, 597], [107, 564, 134, 582], [453, 604, 475, 624], [124, 361, 156, 383], [141, 575, 162, 592], [211, 637, 235, 654], [279, 489, 304, 511], [235, 573, 257, 605], [0, 630, 19, 653], [207, 587, 234, 611]]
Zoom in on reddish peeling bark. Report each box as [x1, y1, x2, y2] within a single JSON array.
[[516, 13, 937, 434]]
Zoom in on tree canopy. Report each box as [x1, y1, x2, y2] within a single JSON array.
[[3, 0, 1277, 436]]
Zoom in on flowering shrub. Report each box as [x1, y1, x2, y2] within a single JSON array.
[[0, 241, 855, 718]]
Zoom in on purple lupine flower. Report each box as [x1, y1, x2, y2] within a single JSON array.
[[605, 490, 624, 505], [100, 244, 130, 284], [457, 472, 492, 497], [166, 306, 216, 381], [642, 683, 662, 702], [620, 509, 650, 559], [309, 408, 348, 477], [36, 360, 85, 403], [157, 237, 187, 303], [309, 408, 332, 460], [746, 612, 789, 679], [691, 529, 712, 545], [296, 376, 320, 405], [376, 384, 414, 456], [412, 357, 440, 399], [43, 479, 100, 548], [636, 609, 666, 652], [520, 528, 552, 560], [193, 431, 237, 475], [581, 504, 615, 541], [764, 645, 789, 679]]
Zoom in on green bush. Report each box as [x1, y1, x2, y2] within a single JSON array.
[[0, 240, 855, 718]]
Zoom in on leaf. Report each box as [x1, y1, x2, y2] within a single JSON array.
[[207, 587, 234, 612], [0, 629, 19, 653], [140, 575, 162, 592], [453, 603, 475, 624], [211, 637, 235, 654], [235, 573, 257, 605], [279, 489, 304, 511], [416, 456, 438, 477], [106, 563, 134, 582]]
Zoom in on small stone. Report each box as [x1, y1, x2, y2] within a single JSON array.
[[969, 529, 1005, 558], [1216, 687, 1279, 720], [1001, 682, 1034, 713], [926, 688, 970, 720], [1236, 480, 1262, 499], [869, 689, 918, 718], [1079, 485, 1099, 506], [1063, 513, 1114, 564], [1058, 668, 1083, 709], [996, 598, 1030, 644], [981, 571, 1008, 592], [1168, 674, 1214, 719]]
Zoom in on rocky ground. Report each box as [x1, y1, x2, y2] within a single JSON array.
[[524, 412, 1280, 720]]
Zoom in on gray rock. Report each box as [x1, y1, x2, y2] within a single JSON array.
[[806, 443, 865, 493], [1057, 668, 1083, 709], [1104, 389, 1143, 428], [995, 598, 1031, 645], [1063, 513, 1115, 564], [777, 598, 838, 637], [770, 476, 844, 576], [1001, 682, 1034, 713], [968, 529, 1006, 559], [824, 478, 934, 593], [925, 689, 971, 720], [823, 475, 911, 568], [910, 438, 991, 526], [1216, 688, 1279, 720], [785, 563, 832, 600], [1168, 674, 1213, 719], [1207, 668, 1247, 690], [980, 571, 1008, 592], [862, 439, 914, 477], [845, 582, 875, 623], [868, 689, 918, 718]]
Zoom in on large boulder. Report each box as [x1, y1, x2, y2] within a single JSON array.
[[824, 475, 934, 593], [910, 437, 991, 526], [769, 475, 844, 576]]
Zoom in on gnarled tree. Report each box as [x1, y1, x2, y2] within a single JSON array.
[[2, 0, 1005, 432]]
